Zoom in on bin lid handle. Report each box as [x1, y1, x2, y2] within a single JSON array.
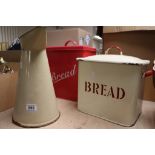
[[64, 40, 78, 46], [105, 45, 123, 55]]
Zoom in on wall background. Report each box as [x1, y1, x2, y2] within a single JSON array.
[[0, 26, 95, 46]]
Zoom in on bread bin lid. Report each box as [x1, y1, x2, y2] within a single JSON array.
[[77, 46, 150, 65]]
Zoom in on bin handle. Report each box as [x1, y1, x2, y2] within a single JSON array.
[[143, 61, 155, 80], [144, 70, 153, 78], [105, 45, 123, 55], [64, 40, 78, 46]]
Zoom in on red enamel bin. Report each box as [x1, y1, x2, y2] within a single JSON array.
[[46, 40, 96, 101]]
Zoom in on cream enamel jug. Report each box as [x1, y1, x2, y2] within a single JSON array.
[[12, 27, 60, 128]]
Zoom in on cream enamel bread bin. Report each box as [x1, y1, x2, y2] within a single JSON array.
[[77, 46, 150, 127]]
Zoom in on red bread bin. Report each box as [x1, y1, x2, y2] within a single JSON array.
[[46, 40, 96, 101]]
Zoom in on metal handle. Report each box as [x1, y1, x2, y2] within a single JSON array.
[[143, 61, 155, 78], [64, 40, 78, 46], [105, 45, 123, 55], [0, 57, 14, 74], [0, 57, 6, 65], [143, 61, 155, 88], [144, 70, 153, 78]]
